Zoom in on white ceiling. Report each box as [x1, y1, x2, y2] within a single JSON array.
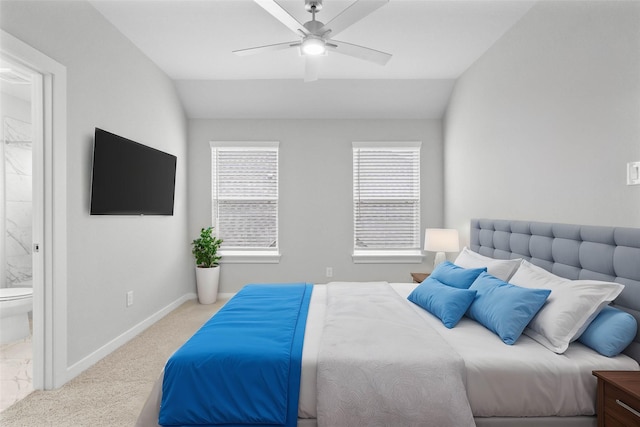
[[89, 0, 536, 118]]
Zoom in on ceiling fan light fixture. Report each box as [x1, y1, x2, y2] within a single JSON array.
[[301, 36, 326, 56]]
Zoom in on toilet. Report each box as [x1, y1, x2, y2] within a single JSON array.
[[0, 287, 33, 345]]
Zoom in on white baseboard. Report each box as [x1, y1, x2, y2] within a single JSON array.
[[65, 292, 197, 382]]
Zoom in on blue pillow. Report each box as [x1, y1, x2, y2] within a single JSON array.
[[430, 261, 487, 289], [408, 277, 477, 328], [467, 272, 551, 345], [578, 306, 637, 357]]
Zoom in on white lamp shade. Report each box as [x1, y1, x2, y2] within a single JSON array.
[[424, 228, 460, 253]]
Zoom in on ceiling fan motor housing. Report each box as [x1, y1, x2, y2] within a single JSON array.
[[303, 20, 325, 34]]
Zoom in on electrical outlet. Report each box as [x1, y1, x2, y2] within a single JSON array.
[[326, 267, 333, 278], [126, 291, 134, 307]]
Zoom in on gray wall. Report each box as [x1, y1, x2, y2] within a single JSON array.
[[445, 1, 640, 244], [188, 119, 443, 292], [1, 1, 191, 366]]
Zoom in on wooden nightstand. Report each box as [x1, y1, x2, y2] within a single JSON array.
[[593, 371, 640, 426], [410, 273, 430, 283]]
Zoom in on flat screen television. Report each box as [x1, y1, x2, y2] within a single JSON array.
[[90, 128, 177, 215]]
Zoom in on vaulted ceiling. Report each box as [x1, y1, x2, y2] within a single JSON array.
[[89, 0, 536, 119]]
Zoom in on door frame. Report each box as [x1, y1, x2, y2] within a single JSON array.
[[1, 29, 68, 389]]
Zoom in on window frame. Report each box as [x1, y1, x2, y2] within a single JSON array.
[[352, 141, 424, 264], [210, 141, 281, 264]]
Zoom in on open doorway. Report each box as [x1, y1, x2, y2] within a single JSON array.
[[1, 29, 68, 396], [0, 56, 41, 411]]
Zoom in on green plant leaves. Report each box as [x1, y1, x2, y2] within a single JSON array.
[[192, 227, 223, 268]]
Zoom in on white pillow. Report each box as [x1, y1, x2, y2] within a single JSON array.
[[508, 260, 624, 353], [454, 247, 522, 281]]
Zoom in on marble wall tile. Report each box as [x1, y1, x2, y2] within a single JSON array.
[[4, 118, 31, 144], [3, 117, 32, 288], [6, 255, 31, 285], [4, 143, 32, 176], [5, 174, 31, 203], [5, 201, 31, 229], [5, 225, 31, 257]]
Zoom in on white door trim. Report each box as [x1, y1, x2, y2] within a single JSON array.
[[1, 29, 68, 389]]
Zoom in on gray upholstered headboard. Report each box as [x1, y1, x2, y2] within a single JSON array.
[[470, 218, 640, 362]]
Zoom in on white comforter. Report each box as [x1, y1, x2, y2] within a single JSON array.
[[315, 282, 475, 427], [300, 283, 639, 420], [391, 283, 640, 418]]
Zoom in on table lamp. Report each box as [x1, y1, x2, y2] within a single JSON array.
[[424, 228, 460, 269]]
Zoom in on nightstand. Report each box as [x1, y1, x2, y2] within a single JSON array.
[[410, 273, 430, 283], [593, 370, 640, 426]]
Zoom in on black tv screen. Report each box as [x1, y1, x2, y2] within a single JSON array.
[[90, 128, 176, 215]]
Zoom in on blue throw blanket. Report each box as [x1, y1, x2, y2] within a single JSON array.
[[159, 283, 313, 427]]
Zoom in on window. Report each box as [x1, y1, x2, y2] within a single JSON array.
[[211, 141, 280, 263], [352, 141, 423, 263]]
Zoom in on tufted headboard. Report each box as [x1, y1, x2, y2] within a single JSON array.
[[470, 218, 640, 362]]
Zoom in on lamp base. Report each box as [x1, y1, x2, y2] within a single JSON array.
[[433, 252, 446, 269]]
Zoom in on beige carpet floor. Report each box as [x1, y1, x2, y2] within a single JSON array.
[[0, 298, 227, 427]]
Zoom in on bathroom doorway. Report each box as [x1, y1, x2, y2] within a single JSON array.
[[0, 56, 43, 410], [2, 29, 68, 393]]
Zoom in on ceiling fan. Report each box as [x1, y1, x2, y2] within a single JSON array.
[[233, 0, 392, 82]]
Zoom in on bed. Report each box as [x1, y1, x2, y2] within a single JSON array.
[[136, 219, 640, 427]]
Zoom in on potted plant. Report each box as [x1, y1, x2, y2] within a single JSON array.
[[192, 227, 223, 304]]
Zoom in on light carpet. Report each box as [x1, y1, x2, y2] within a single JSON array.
[[0, 298, 226, 427]]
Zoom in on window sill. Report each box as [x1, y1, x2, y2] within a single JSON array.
[[352, 250, 424, 264], [219, 251, 281, 264]]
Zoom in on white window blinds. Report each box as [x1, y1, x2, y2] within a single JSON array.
[[353, 142, 421, 251], [211, 142, 279, 251]]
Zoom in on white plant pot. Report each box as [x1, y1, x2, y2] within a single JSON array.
[[195, 266, 220, 304]]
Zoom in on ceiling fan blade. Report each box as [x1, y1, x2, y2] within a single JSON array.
[[327, 40, 392, 65], [319, 0, 388, 38], [304, 55, 320, 82], [254, 0, 309, 36], [233, 41, 299, 56]]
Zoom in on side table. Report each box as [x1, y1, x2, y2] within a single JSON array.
[[592, 370, 640, 426], [410, 272, 430, 283]]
